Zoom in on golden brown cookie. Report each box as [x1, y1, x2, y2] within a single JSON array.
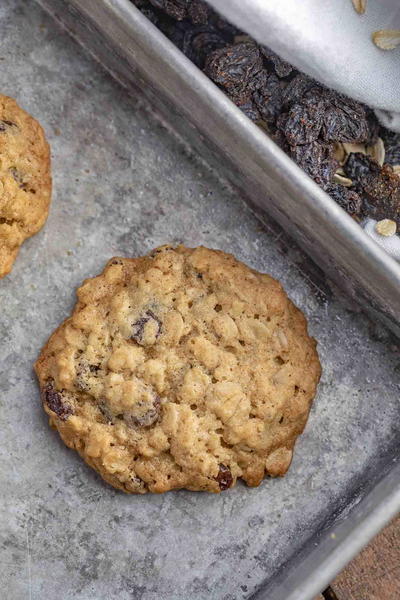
[[0, 95, 51, 277], [35, 245, 321, 494]]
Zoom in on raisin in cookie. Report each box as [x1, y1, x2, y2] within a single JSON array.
[[0, 95, 51, 277], [35, 245, 321, 493]]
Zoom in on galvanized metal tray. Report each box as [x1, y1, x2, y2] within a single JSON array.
[[20, 0, 400, 598]]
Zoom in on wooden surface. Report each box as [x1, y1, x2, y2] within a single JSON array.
[[315, 516, 400, 599], [332, 516, 400, 599]]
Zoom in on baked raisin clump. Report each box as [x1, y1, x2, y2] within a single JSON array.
[[132, 310, 162, 345], [124, 395, 162, 428], [42, 382, 73, 420], [215, 464, 233, 490], [0, 119, 16, 131], [9, 167, 29, 191]]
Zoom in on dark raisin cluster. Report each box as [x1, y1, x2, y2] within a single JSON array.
[[131, 309, 162, 344], [215, 464, 233, 490], [132, 0, 400, 226], [42, 382, 73, 420]]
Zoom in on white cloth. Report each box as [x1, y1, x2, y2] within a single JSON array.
[[207, 0, 400, 131], [207, 0, 400, 261]]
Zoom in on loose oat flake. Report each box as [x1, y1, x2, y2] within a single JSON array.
[[372, 30, 400, 50], [333, 171, 353, 187], [367, 137, 385, 167], [393, 165, 400, 176], [352, 0, 366, 15], [375, 219, 397, 237]]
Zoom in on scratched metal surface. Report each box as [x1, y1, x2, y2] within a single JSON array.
[[0, 1, 399, 599]]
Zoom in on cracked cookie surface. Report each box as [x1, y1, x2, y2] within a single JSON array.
[[0, 95, 51, 277], [35, 245, 321, 494]]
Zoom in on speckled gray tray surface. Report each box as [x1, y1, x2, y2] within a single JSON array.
[[1, 2, 399, 599]]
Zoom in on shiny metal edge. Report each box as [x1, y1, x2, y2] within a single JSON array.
[[257, 459, 400, 600], [34, 0, 400, 597]]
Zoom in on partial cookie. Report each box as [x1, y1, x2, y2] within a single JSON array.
[[35, 245, 321, 494], [0, 95, 51, 277]]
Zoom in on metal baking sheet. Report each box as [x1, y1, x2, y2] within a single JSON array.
[[0, 1, 398, 599]]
